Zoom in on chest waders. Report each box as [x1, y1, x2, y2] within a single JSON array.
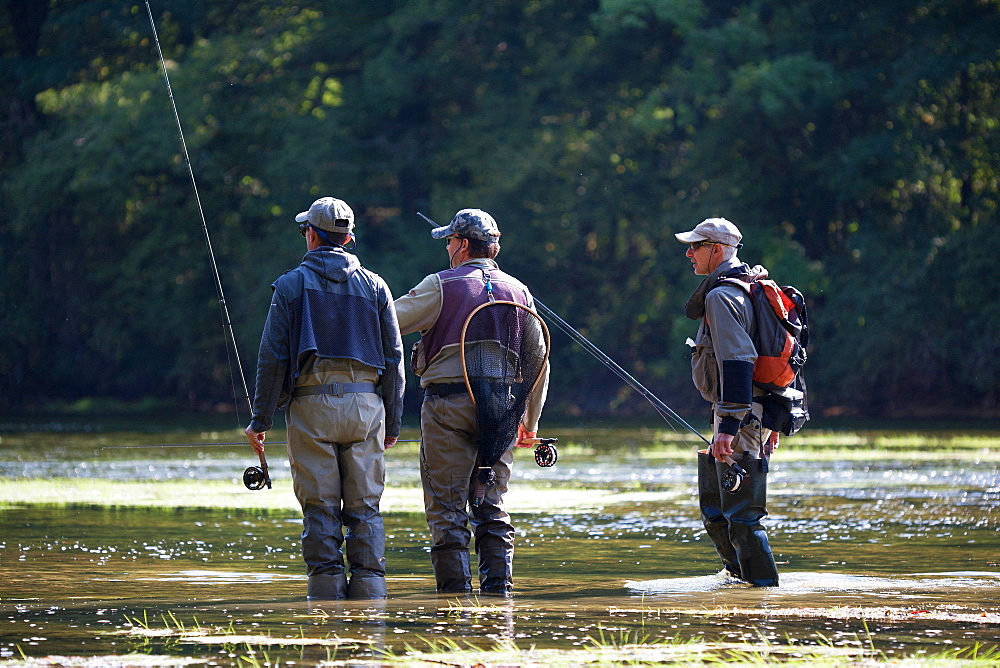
[[698, 425, 779, 587]]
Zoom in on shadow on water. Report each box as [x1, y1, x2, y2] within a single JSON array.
[[1, 421, 999, 664]]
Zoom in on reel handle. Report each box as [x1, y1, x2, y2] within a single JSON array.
[[722, 455, 747, 476], [257, 450, 272, 488]]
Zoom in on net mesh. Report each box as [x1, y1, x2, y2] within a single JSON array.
[[462, 301, 547, 473]]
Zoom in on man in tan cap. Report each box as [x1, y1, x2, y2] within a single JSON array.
[[675, 217, 780, 587], [245, 196, 405, 600], [395, 208, 549, 597]]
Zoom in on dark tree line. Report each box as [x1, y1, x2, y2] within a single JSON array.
[[2, 0, 998, 420]]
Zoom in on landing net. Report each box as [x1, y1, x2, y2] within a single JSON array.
[[461, 300, 549, 503]]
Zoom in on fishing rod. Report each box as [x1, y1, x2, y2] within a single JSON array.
[[417, 212, 710, 446], [144, 1, 270, 488]]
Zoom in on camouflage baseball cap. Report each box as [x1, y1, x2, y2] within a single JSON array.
[[430, 208, 501, 242], [295, 197, 355, 233]]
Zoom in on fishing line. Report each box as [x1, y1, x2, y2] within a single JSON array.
[[417, 212, 710, 446], [144, 1, 251, 421], [532, 301, 709, 445]]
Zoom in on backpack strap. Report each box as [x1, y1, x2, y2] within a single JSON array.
[[716, 276, 754, 293]]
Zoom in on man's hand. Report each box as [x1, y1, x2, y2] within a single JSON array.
[[711, 432, 735, 462], [384, 436, 398, 449], [763, 430, 779, 457], [245, 425, 266, 455], [515, 423, 536, 448]]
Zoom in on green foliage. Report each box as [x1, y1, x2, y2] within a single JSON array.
[[1, 0, 998, 418]]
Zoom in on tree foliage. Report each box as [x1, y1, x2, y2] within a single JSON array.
[[1, 0, 998, 418]]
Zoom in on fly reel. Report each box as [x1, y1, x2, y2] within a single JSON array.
[[533, 437, 558, 468], [243, 466, 270, 490], [243, 451, 272, 490], [720, 461, 748, 494]]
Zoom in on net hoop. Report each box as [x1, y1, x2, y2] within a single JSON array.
[[459, 300, 551, 405]]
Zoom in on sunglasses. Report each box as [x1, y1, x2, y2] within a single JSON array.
[[299, 223, 356, 249], [300, 221, 352, 237]]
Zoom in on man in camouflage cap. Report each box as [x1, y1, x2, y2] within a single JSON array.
[[428, 208, 502, 242], [395, 208, 549, 597]]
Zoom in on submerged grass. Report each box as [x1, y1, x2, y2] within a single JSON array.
[[104, 609, 1000, 667], [61, 605, 991, 667], [10, 638, 1000, 667], [375, 629, 1000, 666]]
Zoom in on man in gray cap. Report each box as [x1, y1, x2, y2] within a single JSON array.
[[394, 208, 549, 597], [675, 217, 780, 587], [245, 196, 405, 600]]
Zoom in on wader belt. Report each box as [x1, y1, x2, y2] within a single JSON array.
[[293, 382, 377, 398], [423, 383, 469, 397]]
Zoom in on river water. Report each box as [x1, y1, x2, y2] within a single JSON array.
[[1, 421, 998, 664]]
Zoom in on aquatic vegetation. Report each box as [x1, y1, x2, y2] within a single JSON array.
[[372, 630, 1000, 666]]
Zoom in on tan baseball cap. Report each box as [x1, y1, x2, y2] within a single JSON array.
[[295, 197, 355, 233], [674, 218, 743, 247]]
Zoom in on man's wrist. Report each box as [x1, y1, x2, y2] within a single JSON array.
[[718, 416, 741, 436]]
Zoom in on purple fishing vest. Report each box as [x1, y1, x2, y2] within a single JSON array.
[[422, 263, 531, 365]]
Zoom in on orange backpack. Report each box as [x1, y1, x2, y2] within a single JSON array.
[[716, 276, 810, 435]]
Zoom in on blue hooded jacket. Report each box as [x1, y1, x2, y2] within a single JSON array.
[[249, 246, 405, 436]]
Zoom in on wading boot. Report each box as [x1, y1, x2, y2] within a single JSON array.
[[698, 451, 742, 579], [472, 494, 515, 597], [722, 456, 779, 587], [347, 575, 387, 600], [342, 507, 387, 599], [307, 572, 348, 600], [477, 545, 514, 597], [430, 548, 473, 594]]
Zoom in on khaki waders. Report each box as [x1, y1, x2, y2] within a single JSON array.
[[286, 361, 388, 600], [420, 390, 516, 596]]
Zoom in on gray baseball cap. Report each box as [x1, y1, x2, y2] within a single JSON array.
[[295, 197, 355, 233], [430, 208, 501, 242], [674, 218, 743, 247]]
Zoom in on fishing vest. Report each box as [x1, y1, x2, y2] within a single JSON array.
[[280, 264, 388, 375], [421, 263, 531, 366]]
